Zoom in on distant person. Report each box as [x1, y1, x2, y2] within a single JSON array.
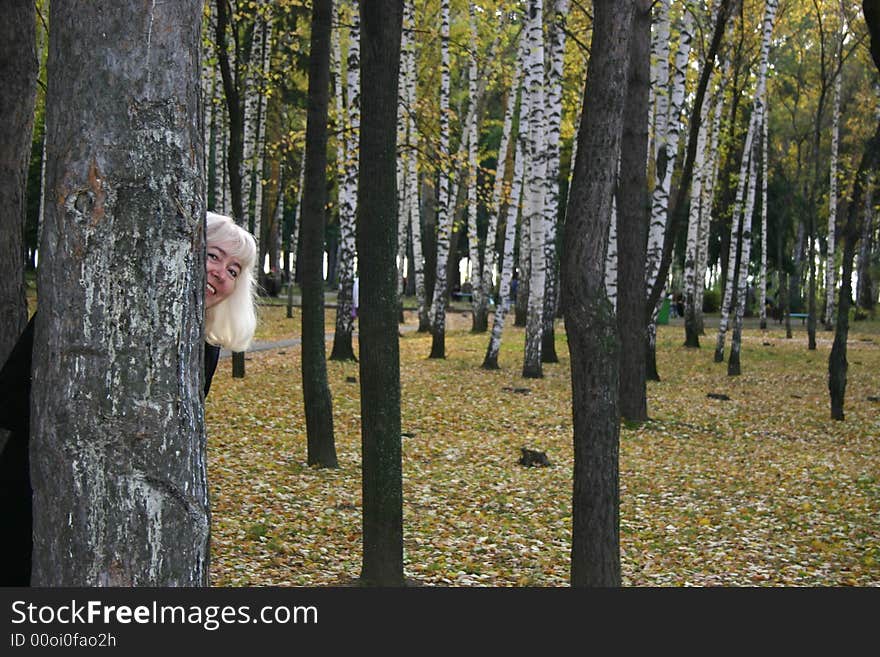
[[352, 276, 359, 319], [510, 270, 519, 304]]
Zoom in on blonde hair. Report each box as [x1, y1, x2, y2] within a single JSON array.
[[205, 211, 258, 352]]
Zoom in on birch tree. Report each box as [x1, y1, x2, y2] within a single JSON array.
[[718, 0, 778, 369], [759, 91, 770, 330], [522, 0, 548, 379], [824, 33, 843, 330], [478, 31, 524, 339], [465, 3, 483, 330], [683, 84, 714, 347], [646, 5, 695, 379], [429, 0, 453, 359], [540, 0, 569, 363], [331, 0, 360, 361], [401, 1, 428, 332]]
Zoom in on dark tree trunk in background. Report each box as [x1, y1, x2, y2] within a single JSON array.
[[563, 0, 633, 587], [301, 0, 338, 469], [0, 0, 37, 365], [216, 0, 248, 379], [33, 0, 208, 585], [357, 0, 405, 586], [831, 0, 880, 419], [616, 0, 651, 425]]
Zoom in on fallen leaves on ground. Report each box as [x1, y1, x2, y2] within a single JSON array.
[[206, 309, 880, 586]]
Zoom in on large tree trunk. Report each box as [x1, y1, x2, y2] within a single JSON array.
[[357, 0, 404, 586], [616, 0, 651, 424], [32, 0, 208, 586], [301, 0, 338, 469], [0, 0, 36, 364], [564, 0, 633, 588]]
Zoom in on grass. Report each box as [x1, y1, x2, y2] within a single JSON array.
[[205, 307, 880, 586]]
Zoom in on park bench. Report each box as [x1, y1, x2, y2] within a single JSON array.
[[789, 312, 808, 324]]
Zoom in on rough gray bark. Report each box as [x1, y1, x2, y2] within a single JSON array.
[[301, 0, 338, 468], [357, 0, 405, 586], [32, 0, 208, 586], [563, 0, 633, 587], [616, 0, 651, 424], [0, 0, 37, 364]]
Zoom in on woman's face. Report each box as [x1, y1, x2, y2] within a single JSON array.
[[206, 242, 242, 309]]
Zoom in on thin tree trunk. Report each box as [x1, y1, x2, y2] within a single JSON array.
[[522, 0, 548, 379], [483, 65, 528, 370], [540, 0, 569, 363], [564, 0, 633, 588], [729, 0, 777, 375], [301, 0, 338, 468], [824, 44, 842, 330], [759, 91, 769, 330], [331, 0, 360, 362], [429, 0, 452, 359]]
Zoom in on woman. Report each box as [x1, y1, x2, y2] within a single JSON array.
[[204, 211, 259, 394], [0, 211, 257, 585]]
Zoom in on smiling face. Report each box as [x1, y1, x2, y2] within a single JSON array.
[[205, 243, 243, 309]]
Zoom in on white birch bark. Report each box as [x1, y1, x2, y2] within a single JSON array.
[[696, 91, 724, 330], [333, 0, 360, 353], [541, 0, 569, 355], [684, 86, 712, 328], [484, 86, 528, 369], [605, 197, 618, 309], [824, 49, 842, 328], [716, 0, 778, 362], [429, 0, 452, 351], [480, 34, 524, 325], [251, 17, 273, 258], [647, 5, 694, 356], [402, 0, 427, 329], [466, 3, 482, 317], [241, 14, 265, 224], [522, 0, 547, 378], [759, 91, 769, 328]]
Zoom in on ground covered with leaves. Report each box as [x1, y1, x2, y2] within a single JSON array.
[[207, 305, 880, 586]]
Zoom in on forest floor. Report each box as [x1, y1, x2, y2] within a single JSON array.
[[206, 301, 880, 586]]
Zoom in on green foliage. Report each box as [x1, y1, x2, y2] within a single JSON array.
[[702, 287, 721, 313]]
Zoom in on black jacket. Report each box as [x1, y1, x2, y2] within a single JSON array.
[[0, 314, 221, 586]]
